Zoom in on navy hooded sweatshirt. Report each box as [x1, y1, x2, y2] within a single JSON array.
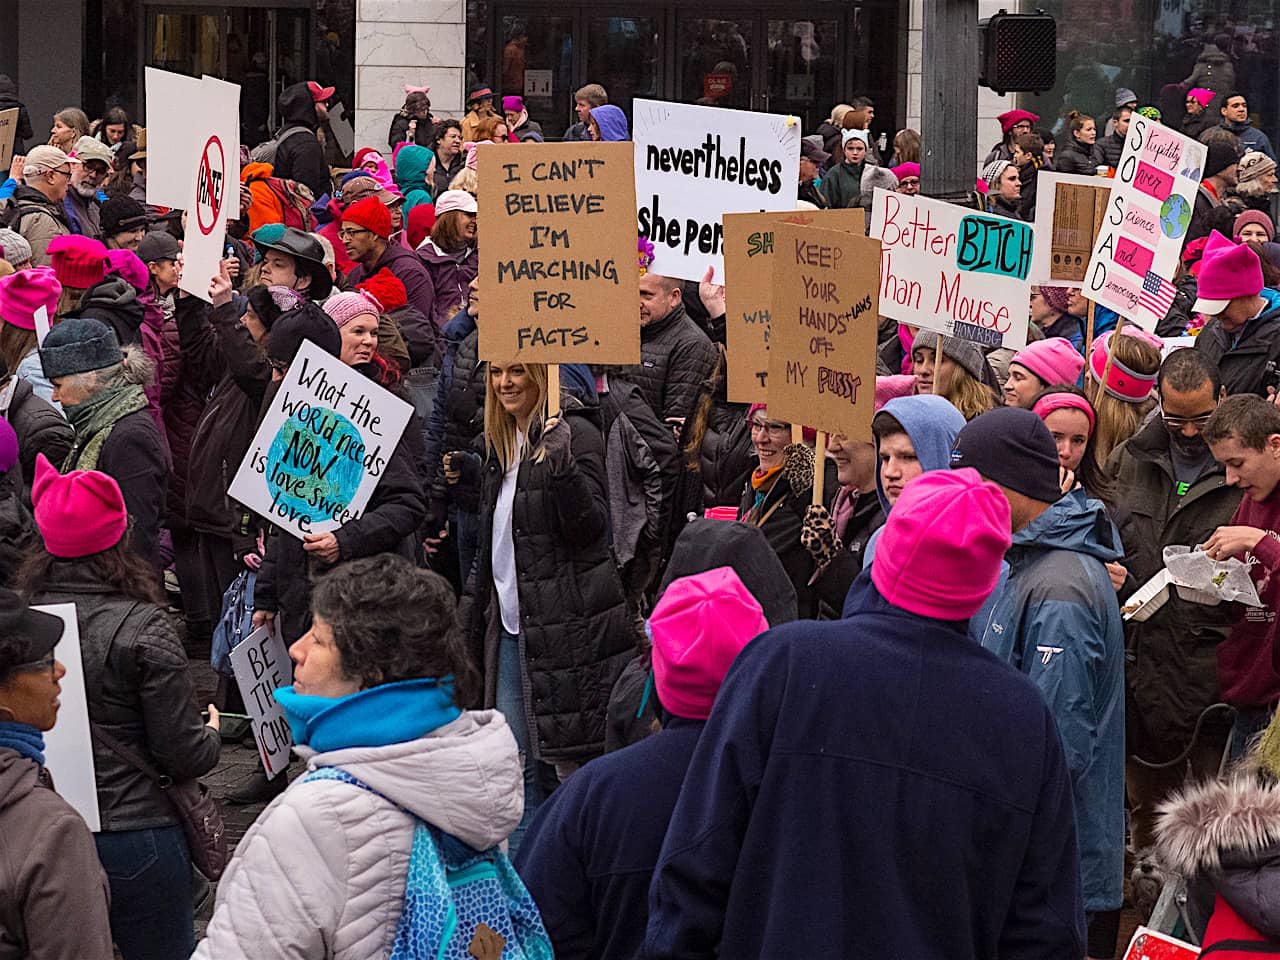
[[645, 576, 1086, 959]]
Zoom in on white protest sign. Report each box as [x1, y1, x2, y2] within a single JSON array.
[[229, 623, 293, 780], [633, 98, 800, 282], [868, 188, 1034, 350], [1083, 116, 1206, 332], [33, 305, 50, 345], [144, 67, 206, 209], [228, 339, 413, 540], [37, 603, 100, 831]]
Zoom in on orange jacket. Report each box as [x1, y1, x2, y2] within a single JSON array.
[[239, 162, 285, 234]]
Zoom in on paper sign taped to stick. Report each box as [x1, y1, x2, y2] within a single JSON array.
[[33, 306, 50, 345], [766, 224, 879, 440], [37, 603, 100, 831], [0, 108, 18, 172], [228, 340, 413, 540], [868, 189, 1033, 350], [1084, 117, 1206, 331], [1120, 926, 1199, 958], [1029, 172, 1113, 288], [633, 99, 800, 282], [229, 622, 293, 780], [479, 141, 640, 363], [723, 209, 870, 404]]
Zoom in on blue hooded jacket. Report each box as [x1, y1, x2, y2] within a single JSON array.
[[589, 105, 630, 142], [975, 488, 1125, 914]]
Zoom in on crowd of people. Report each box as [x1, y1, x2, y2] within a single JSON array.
[[0, 67, 1277, 959]]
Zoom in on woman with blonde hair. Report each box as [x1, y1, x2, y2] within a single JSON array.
[[1086, 327, 1163, 463], [467, 359, 632, 853], [910, 333, 1000, 420], [48, 107, 90, 152]]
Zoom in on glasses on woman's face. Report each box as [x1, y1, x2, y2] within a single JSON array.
[[750, 420, 790, 436], [13, 654, 56, 676]]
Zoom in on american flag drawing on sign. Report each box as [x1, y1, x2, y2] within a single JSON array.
[[1138, 271, 1177, 318]]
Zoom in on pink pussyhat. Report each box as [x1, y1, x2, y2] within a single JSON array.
[[1089, 329, 1163, 402], [106, 248, 150, 294], [31, 453, 128, 558], [0, 265, 61, 331], [1010, 337, 1085, 387], [649, 566, 769, 720], [872, 468, 1011, 620], [1193, 232, 1264, 315]]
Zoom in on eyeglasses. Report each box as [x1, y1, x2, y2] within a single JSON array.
[[1158, 401, 1216, 431], [750, 420, 790, 435], [899, 178, 920, 186], [12, 653, 55, 675], [48, 167, 73, 179], [338, 227, 372, 241]]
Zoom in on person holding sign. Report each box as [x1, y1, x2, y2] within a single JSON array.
[[196, 554, 552, 960], [0, 588, 114, 960], [20, 455, 221, 960], [468, 360, 631, 850]]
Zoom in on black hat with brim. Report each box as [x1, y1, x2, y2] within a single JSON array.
[[0, 589, 65, 676], [251, 225, 333, 301]]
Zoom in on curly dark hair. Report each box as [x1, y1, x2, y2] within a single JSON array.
[[310, 554, 479, 705], [16, 532, 165, 607]]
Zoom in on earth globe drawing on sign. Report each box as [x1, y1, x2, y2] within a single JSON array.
[[1159, 194, 1192, 239], [266, 412, 366, 523]]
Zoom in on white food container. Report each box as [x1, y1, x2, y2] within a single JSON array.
[[1123, 570, 1173, 622]]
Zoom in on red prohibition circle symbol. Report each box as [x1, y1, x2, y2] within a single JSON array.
[[195, 135, 225, 236]]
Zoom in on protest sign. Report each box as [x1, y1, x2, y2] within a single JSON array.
[[723, 209, 869, 403], [229, 622, 293, 780], [143, 67, 206, 208], [37, 603, 100, 831], [33, 305, 50, 345], [1084, 116, 1206, 331], [1029, 172, 1113, 288], [766, 224, 879, 440], [228, 339, 413, 540], [0, 108, 18, 171], [868, 188, 1034, 351], [633, 98, 800, 282], [479, 141, 640, 364], [1120, 927, 1199, 959]]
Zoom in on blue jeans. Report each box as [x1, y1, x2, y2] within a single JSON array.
[[450, 505, 481, 586], [497, 629, 544, 857], [95, 825, 194, 960]]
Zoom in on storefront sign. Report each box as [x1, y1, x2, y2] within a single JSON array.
[[868, 188, 1034, 350], [766, 223, 879, 439], [1084, 117, 1206, 331], [228, 340, 413, 540], [703, 74, 734, 99], [1029, 171, 1113, 287], [38, 603, 100, 831], [230, 623, 293, 780], [723, 208, 869, 403], [0, 109, 18, 171], [633, 98, 801, 282], [479, 141, 640, 363]]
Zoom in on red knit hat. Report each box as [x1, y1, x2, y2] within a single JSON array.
[[46, 234, 108, 289], [32, 453, 128, 558], [355, 267, 408, 311], [406, 203, 437, 249], [342, 196, 392, 241]]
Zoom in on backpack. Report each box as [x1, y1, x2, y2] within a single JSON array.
[[302, 767, 553, 960], [0, 200, 55, 233], [243, 174, 318, 231], [248, 124, 312, 166]]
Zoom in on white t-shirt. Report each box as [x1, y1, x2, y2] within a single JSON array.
[[492, 431, 524, 635]]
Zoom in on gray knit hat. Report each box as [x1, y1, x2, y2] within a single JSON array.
[[914, 331, 996, 387], [1115, 87, 1137, 107], [0, 229, 32, 267], [39, 317, 123, 380]]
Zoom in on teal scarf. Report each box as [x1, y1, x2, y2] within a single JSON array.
[[274, 677, 460, 753]]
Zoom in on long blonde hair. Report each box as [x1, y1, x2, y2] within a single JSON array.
[[939, 364, 998, 420], [483, 361, 550, 470], [1088, 333, 1162, 462]]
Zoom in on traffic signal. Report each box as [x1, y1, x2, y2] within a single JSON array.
[[979, 10, 1057, 96]]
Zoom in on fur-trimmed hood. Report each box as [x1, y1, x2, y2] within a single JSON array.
[[1156, 776, 1280, 877]]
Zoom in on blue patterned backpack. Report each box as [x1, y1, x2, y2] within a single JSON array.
[[303, 767, 553, 960]]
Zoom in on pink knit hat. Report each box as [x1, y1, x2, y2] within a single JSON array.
[[1187, 87, 1215, 108], [32, 453, 128, 558], [1033, 391, 1096, 436], [105, 249, 150, 293], [323, 291, 381, 328], [871, 468, 1012, 620], [649, 566, 768, 720], [46, 234, 108, 289], [1193, 231, 1264, 315], [1010, 337, 1085, 387], [0, 266, 61, 331], [1089, 329, 1162, 401]]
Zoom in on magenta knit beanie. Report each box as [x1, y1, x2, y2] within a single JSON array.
[[1010, 337, 1085, 387], [0, 266, 61, 331], [32, 453, 128, 558], [872, 469, 1012, 620], [106, 249, 150, 293], [46, 234, 108, 289]]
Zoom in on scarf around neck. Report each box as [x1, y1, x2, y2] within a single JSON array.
[[0, 721, 45, 765], [273, 677, 461, 754], [63, 381, 148, 472]]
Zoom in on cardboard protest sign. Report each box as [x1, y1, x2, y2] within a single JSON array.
[[633, 99, 800, 282], [868, 188, 1034, 351], [37, 603, 100, 831], [723, 209, 869, 404], [1120, 927, 1199, 959], [766, 224, 879, 440], [1029, 172, 1113, 288], [229, 623, 293, 780], [0, 108, 18, 172], [1084, 117, 1206, 331], [228, 340, 413, 540], [479, 141, 640, 364]]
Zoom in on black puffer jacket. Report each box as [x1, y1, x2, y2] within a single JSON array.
[[1095, 131, 1126, 168], [612, 303, 718, 424], [272, 82, 330, 199], [71, 276, 145, 345], [31, 569, 220, 831], [0, 76, 33, 154], [424, 308, 485, 524], [387, 112, 434, 151], [4, 376, 73, 500], [1107, 418, 1242, 762], [471, 398, 634, 762], [1053, 136, 1104, 176]]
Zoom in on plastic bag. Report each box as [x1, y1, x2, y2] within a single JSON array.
[[1163, 545, 1262, 606]]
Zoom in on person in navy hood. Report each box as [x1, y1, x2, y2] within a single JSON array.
[[645, 469, 1086, 958], [953, 406, 1125, 960]]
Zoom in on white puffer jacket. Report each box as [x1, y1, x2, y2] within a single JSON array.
[[193, 709, 523, 959]]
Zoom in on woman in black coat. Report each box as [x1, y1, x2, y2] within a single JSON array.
[[1053, 110, 1105, 175], [468, 360, 632, 854]]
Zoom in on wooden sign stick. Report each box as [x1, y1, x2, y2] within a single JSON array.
[[935, 336, 944, 395], [812, 431, 827, 506], [791, 424, 803, 445], [1085, 300, 1097, 355], [546, 364, 561, 419]]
